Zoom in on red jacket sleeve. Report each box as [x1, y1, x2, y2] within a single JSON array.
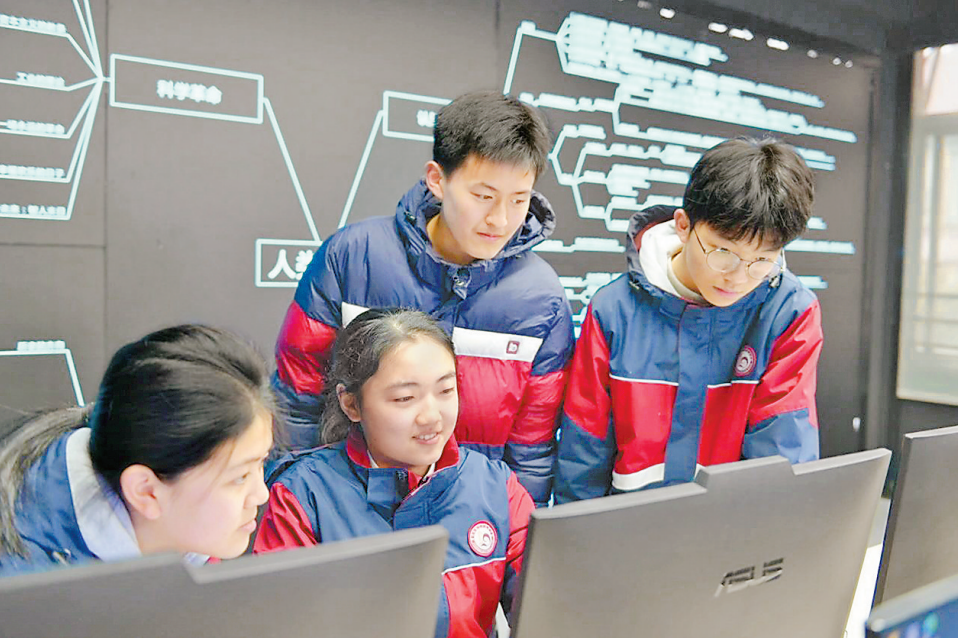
[[743, 301, 823, 463], [501, 472, 534, 617], [274, 302, 338, 398], [749, 301, 823, 426], [510, 368, 569, 446], [273, 302, 339, 443], [505, 299, 574, 506], [554, 305, 617, 503], [253, 482, 319, 553], [505, 366, 569, 506]]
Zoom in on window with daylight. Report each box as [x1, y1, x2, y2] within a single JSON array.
[[898, 43, 958, 404]]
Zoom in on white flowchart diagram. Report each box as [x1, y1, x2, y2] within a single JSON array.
[[0, 4, 103, 221], [2, 4, 862, 326], [494, 12, 860, 320], [331, 12, 862, 323], [1, 1, 318, 287]]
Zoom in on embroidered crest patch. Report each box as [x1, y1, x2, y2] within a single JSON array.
[[734, 346, 757, 377], [468, 521, 497, 557]]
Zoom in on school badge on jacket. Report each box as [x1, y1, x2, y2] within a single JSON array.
[[734, 345, 757, 377], [468, 521, 497, 557]]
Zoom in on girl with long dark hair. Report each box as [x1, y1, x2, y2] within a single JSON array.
[[0, 324, 278, 574]]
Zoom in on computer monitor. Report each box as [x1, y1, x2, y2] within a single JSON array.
[[511, 449, 891, 638], [868, 572, 958, 638], [0, 525, 448, 638], [875, 424, 958, 604]]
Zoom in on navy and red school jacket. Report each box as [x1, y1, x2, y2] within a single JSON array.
[[272, 179, 574, 505], [254, 429, 533, 638], [554, 205, 823, 503]]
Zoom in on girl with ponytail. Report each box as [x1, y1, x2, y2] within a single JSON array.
[[0, 324, 279, 574]]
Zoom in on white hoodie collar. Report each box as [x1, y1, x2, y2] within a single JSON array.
[[638, 220, 707, 305], [65, 428, 141, 562]]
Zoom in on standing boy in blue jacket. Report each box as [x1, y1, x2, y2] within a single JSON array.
[[272, 90, 574, 505], [555, 137, 823, 503]]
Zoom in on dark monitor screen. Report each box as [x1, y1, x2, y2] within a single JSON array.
[[876, 424, 958, 604], [0, 525, 448, 638], [868, 573, 958, 638], [512, 450, 890, 638]]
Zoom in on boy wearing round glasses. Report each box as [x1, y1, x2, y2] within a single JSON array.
[[555, 137, 822, 502]]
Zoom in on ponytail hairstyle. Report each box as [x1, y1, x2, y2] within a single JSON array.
[[0, 324, 278, 557], [320, 309, 456, 444], [0, 407, 92, 556]]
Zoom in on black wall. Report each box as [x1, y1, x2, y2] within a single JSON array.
[[2, 0, 956, 463]]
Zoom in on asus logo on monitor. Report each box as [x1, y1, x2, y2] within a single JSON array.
[[715, 558, 784, 596]]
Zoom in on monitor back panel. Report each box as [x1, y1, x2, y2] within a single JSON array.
[[0, 526, 447, 638], [876, 424, 958, 604], [513, 450, 890, 638]]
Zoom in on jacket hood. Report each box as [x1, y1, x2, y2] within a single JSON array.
[[394, 179, 556, 297]]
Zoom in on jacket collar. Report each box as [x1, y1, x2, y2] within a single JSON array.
[[626, 205, 776, 314], [344, 426, 460, 475], [394, 179, 556, 299], [343, 426, 460, 521]]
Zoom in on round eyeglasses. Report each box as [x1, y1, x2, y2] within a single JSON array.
[[692, 228, 782, 281]]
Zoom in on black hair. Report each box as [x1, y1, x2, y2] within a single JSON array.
[[433, 90, 551, 180], [321, 309, 456, 445], [0, 324, 278, 557], [682, 137, 814, 249]]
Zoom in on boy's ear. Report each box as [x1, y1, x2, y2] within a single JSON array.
[[424, 161, 445, 201], [674, 208, 692, 244], [119, 464, 165, 521], [336, 383, 362, 422]]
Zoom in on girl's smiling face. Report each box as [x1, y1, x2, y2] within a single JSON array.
[[338, 336, 459, 477]]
